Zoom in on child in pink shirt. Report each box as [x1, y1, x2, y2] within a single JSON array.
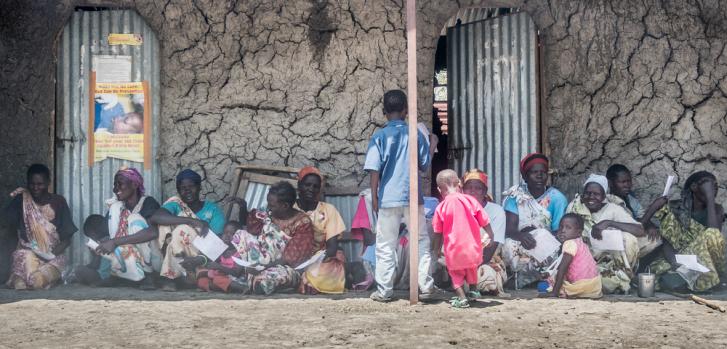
[[545, 213, 602, 299], [432, 169, 495, 308]]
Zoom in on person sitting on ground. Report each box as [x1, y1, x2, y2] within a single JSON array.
[[606, 164, 661, 247], [148, 169, 225, 291], [193, 221, 250, 293], [566, 174, 647, 294], [75, 215, 115, 287], [501, 153, 568, 288], [294, 166, 347, 294], [461, 168, 508, 296], [227, 181, 316, 295], [643, 171, 726, 292], [431, 169, 495, 308], [544, 213, 602, 299], [3, 164, 77, 290], [89, 167, 162, 289], [364, 89, 434, 302]]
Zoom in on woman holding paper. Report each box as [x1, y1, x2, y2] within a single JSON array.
[[148, 169, 225, 291], [294, 166, 347, 294], [230, 181, 316, 295], [86, 167, 162, 288], [501, 153, 568, 288], [566, 174, 645, 294], [3, 164, 77, 289], [643, 171, 726, 292]]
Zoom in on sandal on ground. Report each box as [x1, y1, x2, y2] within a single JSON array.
[[449, 297, 470, 309], [467, 290, 482, 300]]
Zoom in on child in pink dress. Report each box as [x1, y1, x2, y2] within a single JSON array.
[[432, 170, 495, 308], [546, 213, 602, 298]]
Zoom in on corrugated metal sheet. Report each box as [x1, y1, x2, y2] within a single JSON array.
[[243, 182, 271, 211], [55, 9, 161, 269], [447, 12, 538, 203], [441, 8, 517, 35]]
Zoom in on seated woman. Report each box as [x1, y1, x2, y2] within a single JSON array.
[[293, 166, 347, 294], [3, 164, 77, 289], [606, 164, 661, 256], [231, 181, 316, 295], [461, 169, 508, 296], [566, 174, 646, 294], [643, 171, 725, 292], [148, 169, 225, 291], [77, 168, 162, 288], [501, 153, 568, 288]]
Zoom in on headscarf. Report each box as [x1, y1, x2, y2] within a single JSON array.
[[463, 168, 488, 188], [520, 152, 549, 176], [298, 166, 324, 185], [116, 167, 145, 195], [176, 169, 202, 186], [462, 168, 494, 202], [584, 174, 609, 194]]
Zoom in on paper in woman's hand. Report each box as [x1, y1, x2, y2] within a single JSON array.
[[31, 248, 56, 261], [525, 229, 561, 263], [192, 233, 228, 261], [675, 254, 710, 273], [589, 229, 624, 251], [662, 175, 675, 197]]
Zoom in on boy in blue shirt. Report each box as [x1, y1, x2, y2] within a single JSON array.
[[364, 90, 434, 302]]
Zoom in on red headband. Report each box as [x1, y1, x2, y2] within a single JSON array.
[[520, 153, 549, 175], [298, 166, 324, 184]]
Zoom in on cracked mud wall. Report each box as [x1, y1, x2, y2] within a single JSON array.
[[2, 0, 726, 207]]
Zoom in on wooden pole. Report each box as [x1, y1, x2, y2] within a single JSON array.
[[406, 0, 419, 305]]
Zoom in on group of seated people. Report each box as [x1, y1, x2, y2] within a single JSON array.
[[1, 154, 725, 301]]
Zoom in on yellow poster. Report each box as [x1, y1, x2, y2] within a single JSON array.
[[108, 33, 143, 46], [89, 80, 151, 167]]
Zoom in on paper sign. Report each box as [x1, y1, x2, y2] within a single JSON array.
[[86, 239, 99, 250], [295, 250, 326, 271], [108, 33, 143, 46], [192, 233, 228, 262], [662, 175, 676, 197], [93, 55, 132, 83], [590, 229, 625, 251], [525, 229, 561, 263], [675, 254, 710, 273]]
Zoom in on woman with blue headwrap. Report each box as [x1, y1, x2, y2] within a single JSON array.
[[149, 169, 225, 291]]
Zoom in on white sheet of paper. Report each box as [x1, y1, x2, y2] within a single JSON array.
[[590, 229, 625, 251], [86, 239, 99, 250], [294, 250, 326, 271], [525, 229, 561, 263], [675, 254, 710, 273], [662, 175, 675, 197], [231, 257, 265, 271], [192, 233, 228, 262], [31, 249, 56, 261], [92, 55, 132, 83]]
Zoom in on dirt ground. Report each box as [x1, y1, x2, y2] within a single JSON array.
[[1, 286, 726, 348]]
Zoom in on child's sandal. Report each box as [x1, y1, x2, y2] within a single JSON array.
[[467, 290, 482, 300], [449, 297, 470, 309]]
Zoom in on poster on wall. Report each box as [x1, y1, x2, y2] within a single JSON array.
[[108, 33, 143, 46], [93, 55, 132, 82], [89, 79, 151, 168]]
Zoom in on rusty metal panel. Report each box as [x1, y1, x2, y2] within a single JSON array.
[[55, 9, 161, 269], [447, 12, 538, 203], [324, 195, 361, 232]]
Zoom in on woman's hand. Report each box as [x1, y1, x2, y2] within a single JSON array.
[[591, 221, 610, 240], [9, 187, 26, 198], [96, 239, 117, 254], [190, 219, 210, 237], [646, 225, 660, 242], [517, 227, 537, 250]]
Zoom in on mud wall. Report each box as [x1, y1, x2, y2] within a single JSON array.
[[1, 0, 726, 208]]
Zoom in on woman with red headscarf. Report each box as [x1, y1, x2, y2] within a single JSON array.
[[79, 167, 162, 288], [501, 153, 568, 288]]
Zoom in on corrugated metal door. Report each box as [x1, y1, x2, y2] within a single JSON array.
[[447, 12, 538, 203], [55, 9, 161, 268]]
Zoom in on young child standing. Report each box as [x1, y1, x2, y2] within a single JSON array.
[[431, 169, 495, 308], [546, 213, 602, 299], [364, 89, 434, 302]]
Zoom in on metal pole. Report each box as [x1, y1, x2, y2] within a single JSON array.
[[406, 0, 419, 305]]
